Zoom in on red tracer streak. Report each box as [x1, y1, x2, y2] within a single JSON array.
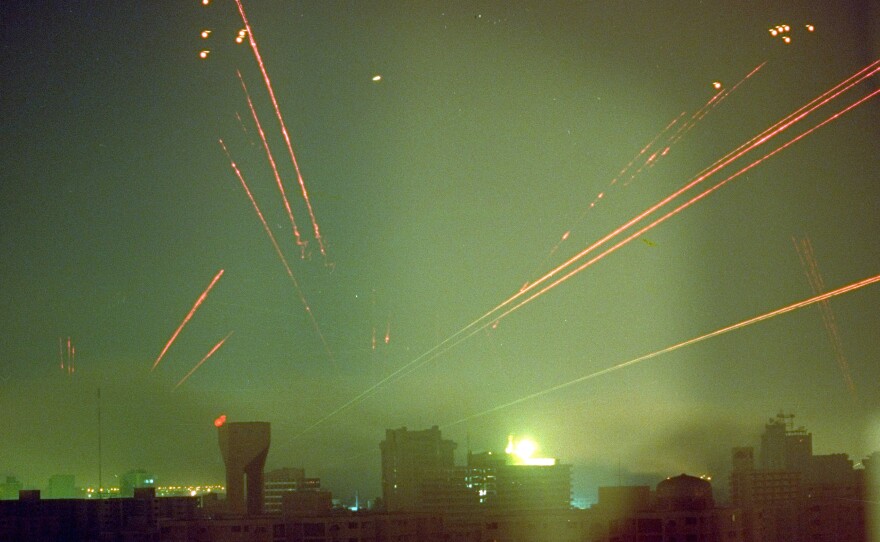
[[218, 139, 334, 363], [174, 331, 234, 390], [234, 0, 329, 261], [445, 272, 880, 427], [151, 269, 225, 372], [237, 70, 307, 257]]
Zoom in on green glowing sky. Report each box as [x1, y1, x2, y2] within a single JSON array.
[[1, 1, 879, 503]]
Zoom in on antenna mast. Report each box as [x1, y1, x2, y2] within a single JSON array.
[[97, 387, 103, 498]]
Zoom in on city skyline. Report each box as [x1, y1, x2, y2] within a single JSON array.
[[2, 1, 879, 507], [3, 412, 875, 511]]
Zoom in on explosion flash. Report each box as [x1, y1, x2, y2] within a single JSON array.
[[237, 70, 308, 257], [290, 59, 880, 438], [233, 0, 330, 262], [793, 236, 856, 396], [445, 272, 880, 427], [173, 331, 234, 390], [151, 269, 225, 372], [218, 139, 334, 363]]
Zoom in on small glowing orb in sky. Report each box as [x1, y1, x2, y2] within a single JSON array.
[[200, 30, 211, 39], [199, 50, 210, 59], [372, 75, 382, 82], [214, 414, 227, 427], [201, 0, 210, 5], [235, 36, 244, 44], [713, 81, 722, 90], [769, 28, 778, 36], [805, 24, 815, 32], [783, 36, 791, 44]]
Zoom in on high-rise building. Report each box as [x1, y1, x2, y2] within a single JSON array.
[[466, 451, 506, 504], [469, 435, 572, 513], [759, 413, 812, 473], [732, 447, 755, 473], [217, 420, 270, 515], [380, 427, 572, 527], [263, 467, 322, 515], [380, 426, 456, 512], [732, 413, 870, 542]]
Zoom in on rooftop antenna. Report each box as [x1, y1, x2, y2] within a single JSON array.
[[777, 411, 795, 431], [97, 387, 103, 498]]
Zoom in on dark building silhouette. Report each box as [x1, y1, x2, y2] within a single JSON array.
[[119, 468, 155, 498], [280, 487, 333, 516], [730, 413, 871, 542], [380, 426, 456, 512], [467, 451, 572, 513], [0, 487, 198, 540], [759, 413, 812, 473], [263, 467, 323, 515], [218, 420, 271, 515], [598, 474, 743, 542]]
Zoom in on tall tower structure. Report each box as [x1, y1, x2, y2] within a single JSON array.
[[217, 420, 270, 515]]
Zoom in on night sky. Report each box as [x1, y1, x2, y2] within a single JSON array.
[[2, 1, 879, 505]]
